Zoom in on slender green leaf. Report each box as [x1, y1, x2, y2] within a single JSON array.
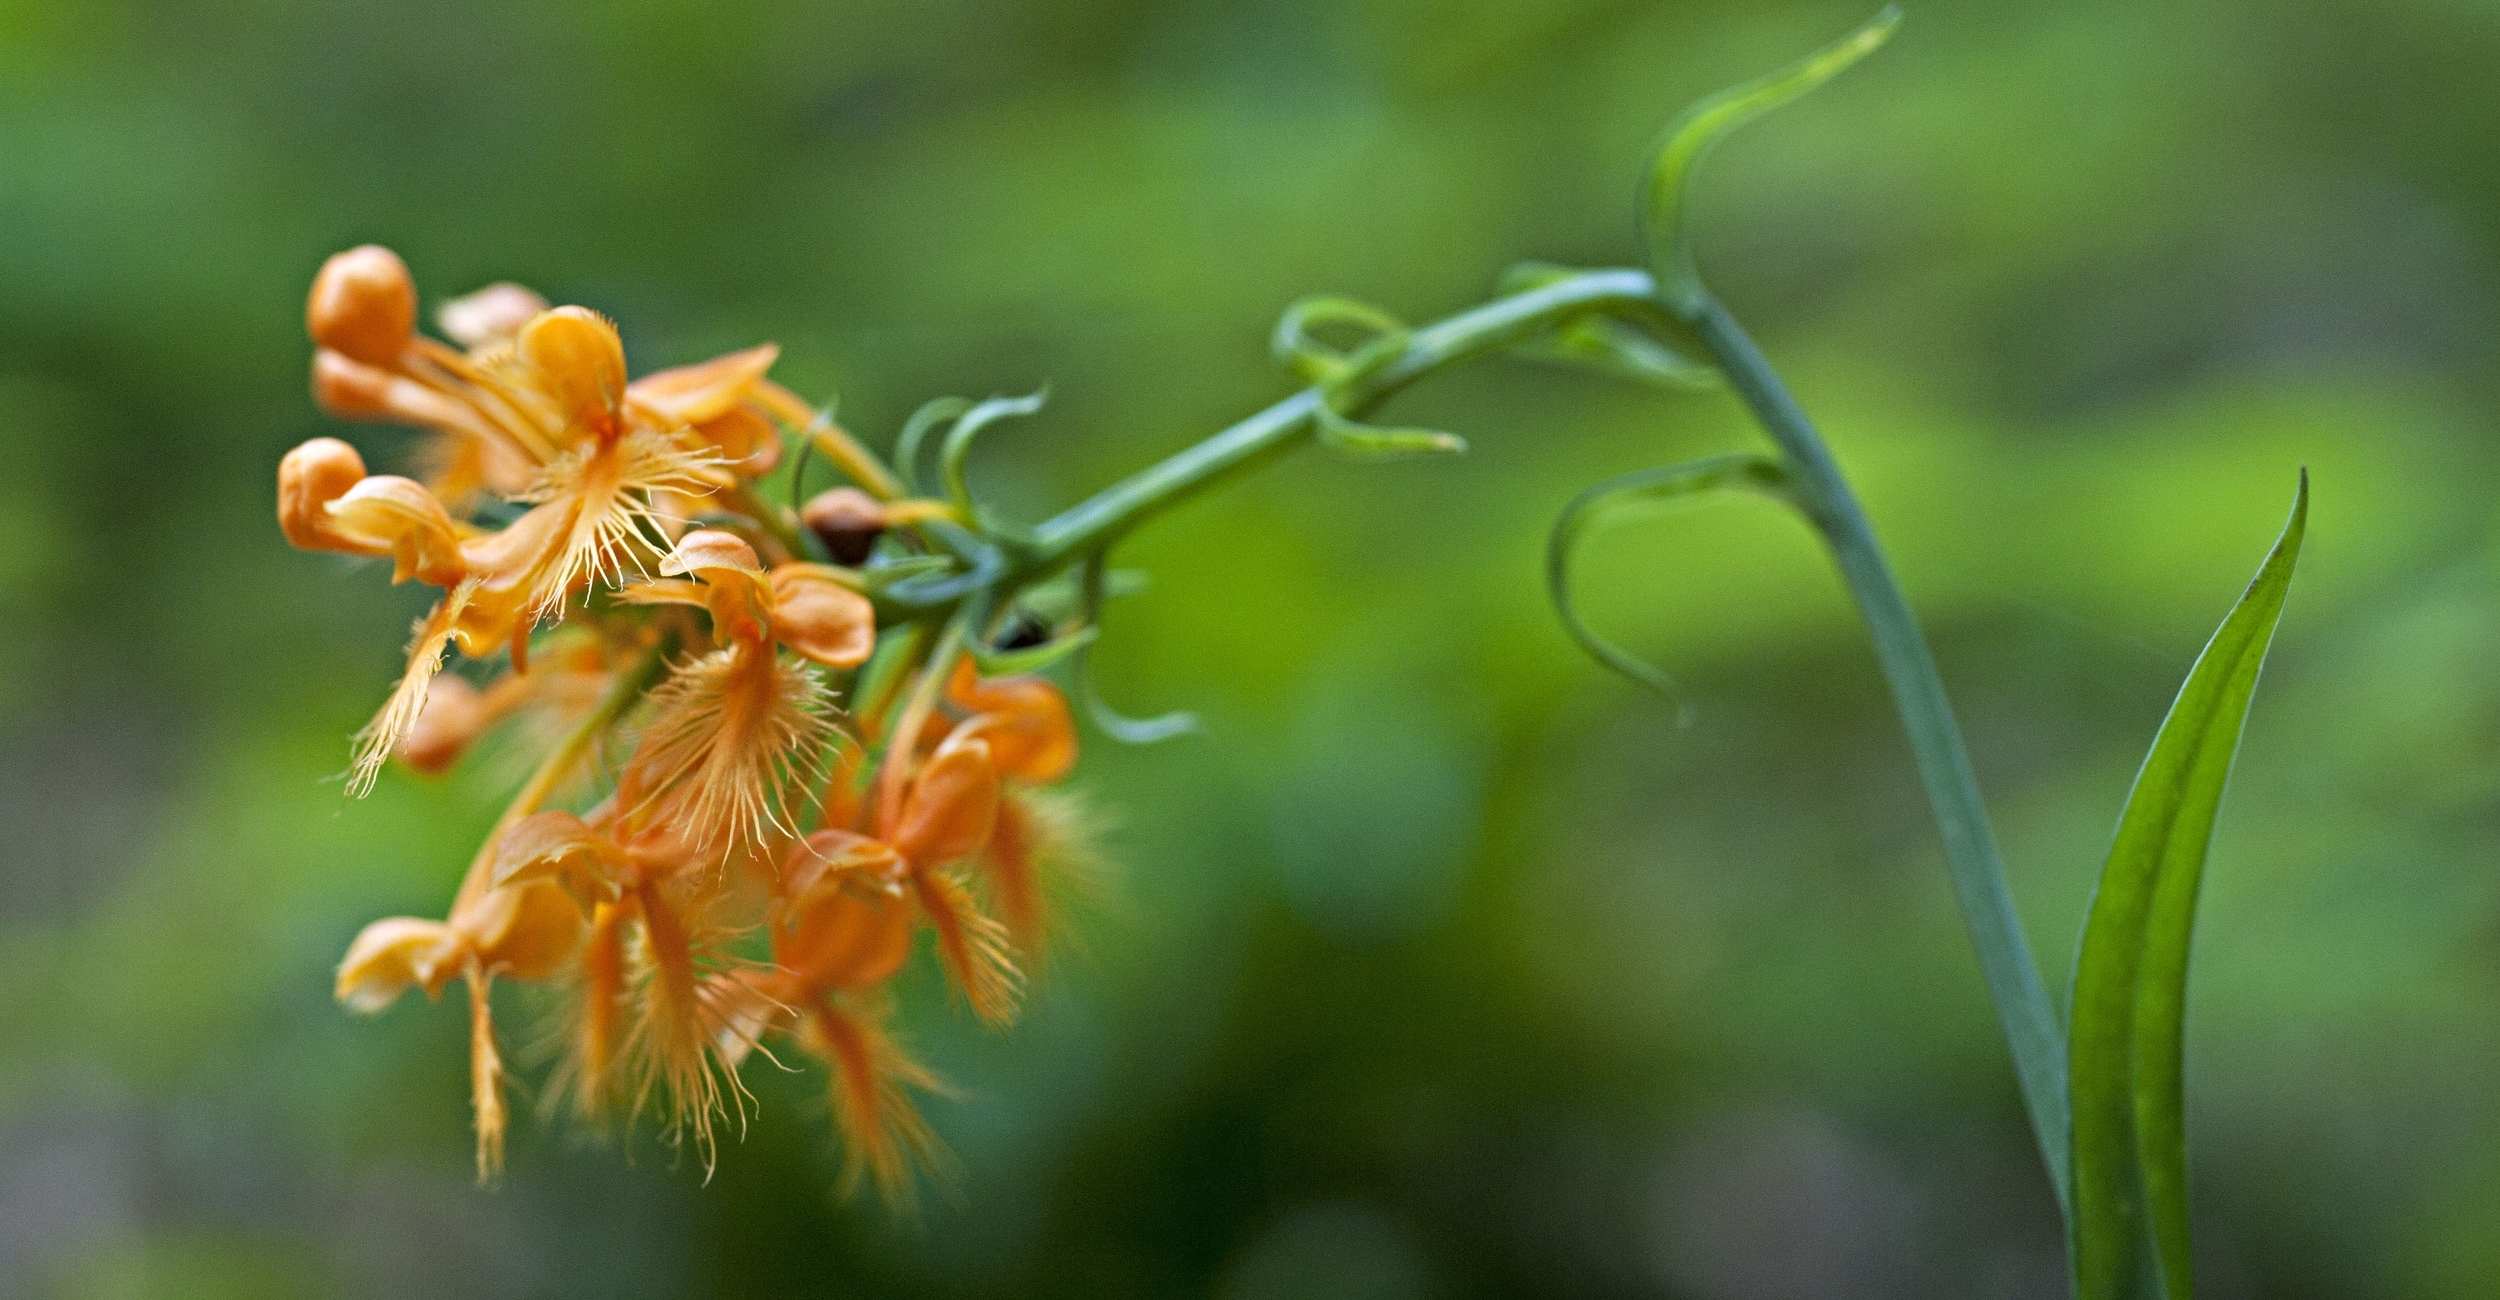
[[2069, 471, 2308, 1300], [892, 395, 971, 495], [1642, 5, 1900, 315], [1074, 551, 1199, 744], [940, 389, 1047, 521], [1546, 453, 1793, 714], [1312, 403, 1467, 461]]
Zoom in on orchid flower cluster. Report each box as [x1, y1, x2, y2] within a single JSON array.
[[285, 246, 1093, 1200], [284, 15, 2316, 1293]]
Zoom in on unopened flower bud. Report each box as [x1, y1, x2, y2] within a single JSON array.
[[306, 245, 417, 366], [278, 436, 374, 552], [801, 488, 887, 564], [438, 282, 549, 350]]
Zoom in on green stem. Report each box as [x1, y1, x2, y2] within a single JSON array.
[[1028, 269, 1659, 565], [1690, 295, 2072, 1210]]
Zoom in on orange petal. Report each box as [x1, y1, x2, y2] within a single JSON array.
[[306, 245, 415, 366], [660, 528, 763, 579], [692, 405, 782, 474], [489, 809, 612, 892], [779, 885, 914, 996], [946, 665, 1079, 784], [766, 567, 876, 669], [626, 343, 779, 428], [325, 475, 467, 587], [438, 282, 549, 350], [517, 306, 627, 435], [892, 733, 999, 866], [457, 880, 586, 982], [782, 829, 907, 911], [336, 916, 457, 1012]]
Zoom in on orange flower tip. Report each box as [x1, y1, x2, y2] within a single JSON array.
[[438, 282, 550, 350], [277, 436, 373, 551], [517, 305, 628, 429], [306, 245, 417, 366], [800, 488, 888, 565], [336, 917, 456, 1013], [660, 529, 764, 580]]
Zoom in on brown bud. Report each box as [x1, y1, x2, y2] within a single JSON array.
[[800, 488, 887, 565], [306, 246, 417, 366], [437, 282, 549, 350]]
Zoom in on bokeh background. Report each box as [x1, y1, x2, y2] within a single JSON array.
[[3, 0, 2497, 1295]]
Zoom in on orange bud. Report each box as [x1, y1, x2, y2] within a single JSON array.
[[306, 245, 416, 366], [438, 282, 549, 350], [517, 306, 627, 435], [801, 488, 887, 565], [278, 436, 380, 553]]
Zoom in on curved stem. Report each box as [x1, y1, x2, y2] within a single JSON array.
[[1690, 295, 2072, 1211], [1027, 268, 1660, 565]]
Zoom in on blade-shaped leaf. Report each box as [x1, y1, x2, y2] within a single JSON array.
[[2069, 471, 2308, 1300]]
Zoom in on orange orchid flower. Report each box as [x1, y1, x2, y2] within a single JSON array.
[[488, 807, 772, 1167], [335, 877, 586, 1180], [618, 529, 877, 851]]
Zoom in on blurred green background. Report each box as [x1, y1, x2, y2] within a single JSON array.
[[3, 0, 2498, 1295]]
